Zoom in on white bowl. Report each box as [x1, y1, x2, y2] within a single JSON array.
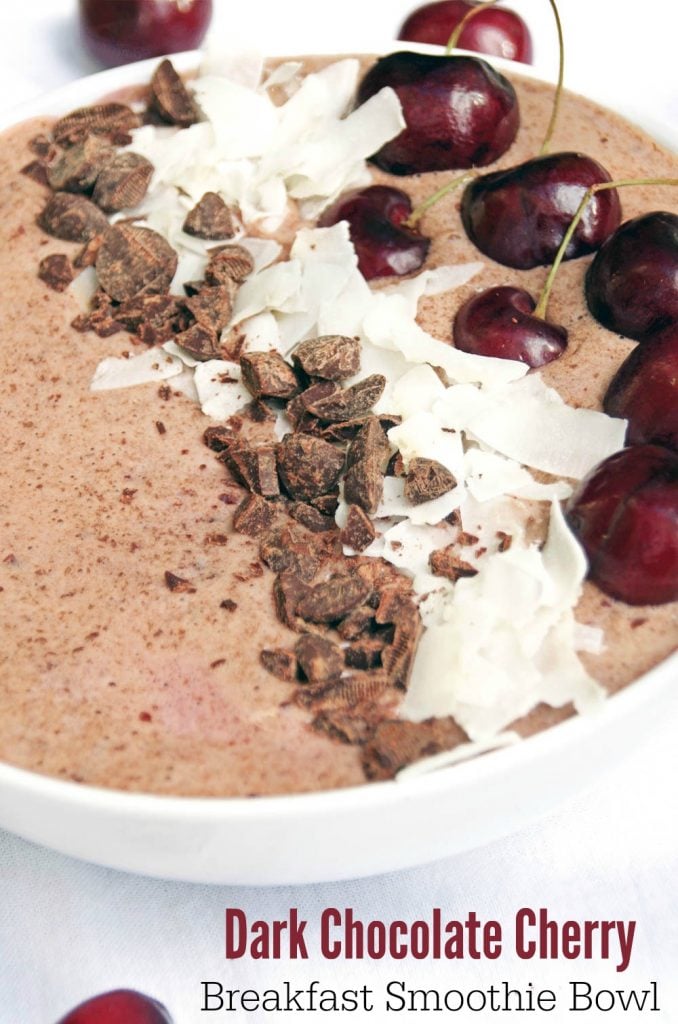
[[0, 49, 675, 885]]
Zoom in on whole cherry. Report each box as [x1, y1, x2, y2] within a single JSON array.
[[355, 51, 519, 174], [318, 185, 430, 280], [56, 989, 172, 1024], [604, 326, 678, 451], [460, 153, 622, 269], [453, 285, 567, 366], [566, 445, 678, 606], [585, 211, 678, 341], [398, 0, 533, 64], [79, 0, 212, 67]]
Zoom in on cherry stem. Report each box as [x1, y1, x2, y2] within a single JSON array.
[[533, 176, 678, 320], [539, 0, 565, 155], [445, 0, 500, 54], [403, 172, 476, 228]]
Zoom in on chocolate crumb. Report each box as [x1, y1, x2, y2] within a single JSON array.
[[155, 420, 166, 435], [260, 648, 297, 682], [220, 599, 238, 612], [295, 634, 344, 685], [38, 253, 74, 292], [164, 571, 196, 593], [404, 458, 457, 505], [496, 530, 513, 552], [458, 531, 479, 546], [183, 192, 236, 239]]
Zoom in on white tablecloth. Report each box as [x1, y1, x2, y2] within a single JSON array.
[[0, 2, 676, 1021]]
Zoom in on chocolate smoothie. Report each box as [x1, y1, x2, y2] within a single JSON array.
[[0, 58, 675, 796]]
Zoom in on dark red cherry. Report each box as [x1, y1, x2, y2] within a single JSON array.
[[318, 185, 430, 280], [79, 0, 212, 67], [461, 153, 621, 269], [453, 286, 567, 366], [604, 327, 678, 452], [398, 0, 533, 64], [585, 211, 678, 342], [355, 51, 519, 175], [56, 989, 172, 1024], [567, 445, 678, 606]]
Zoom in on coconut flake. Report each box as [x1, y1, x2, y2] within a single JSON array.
[[90, 349, 183, 391], [193, 360, 251, 419], [465, 375, 627, 479]]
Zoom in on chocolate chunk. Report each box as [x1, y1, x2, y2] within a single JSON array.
[[240, 351, 300, 400], [295, 634, 344, 685], [296, 574, 370, 624], [46, 136, 113, 193], [116, 294, 181, 339], [273, 573, 312, 630], [92, 151, 154, 212], [175, 323, 222, 361], [164, 571, 196, 593], [38, 253, 74, 292], [344, 638, 384, 671], [20, 160, 50, 187], [404, 458, 457, 505], [150, 59, 199, 126], [457, 531, 479, 547], [312, 710, 375, 746], [340, 504, 376, 552], [184, 282, 235, 334], [38, 192, 109, 242], [205, 244, 255, 285], [293, 335, 361, 381], [259, 524, 336, 581], [277, 434, 344, 501], [429, 546, 478, 582], [223, 444, 280, 497], [296, 672, 392, 711], [183, 192, 235, 239], [260, 648, 297, 682], [362, 718, 468, 781], [203, 425, 239, 452], [96, 224, 178, 302], [233, 494, 276, 537], [319, 414, 401, 444], [289, 502, 336, 533], [337, 606, 374, 640], [52, 103, 140, 147], [304, 374, 386, 423], [245, 399, 277, 425], [343, 416, 391, 515], [285, 382, 338, 432]]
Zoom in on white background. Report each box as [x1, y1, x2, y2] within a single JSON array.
[[0, 2, 677, 1022]]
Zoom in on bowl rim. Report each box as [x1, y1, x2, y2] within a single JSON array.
[[0, 44, 675, 825]]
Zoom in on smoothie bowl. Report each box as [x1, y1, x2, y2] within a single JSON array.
[[0, 46, 675, 883]]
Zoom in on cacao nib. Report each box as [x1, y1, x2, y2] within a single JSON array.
[[183, 192, 236, 239], [340, 504, 376, 552], [362, 718, 468, 781], [260, 648, 297, 681], [150, 59, 200, 127], [296, 574, 370, 623], [38, 192, 109, 242], [404, 458, 457, 504], [293, 334, 361, 381], [295, 634, 344, 684], [92, 151, 154, 212]]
